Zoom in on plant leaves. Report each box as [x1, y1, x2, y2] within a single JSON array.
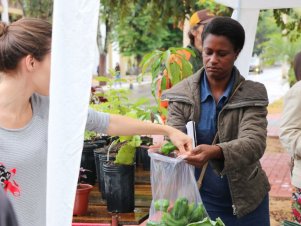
[[114, 143, 136, 165]]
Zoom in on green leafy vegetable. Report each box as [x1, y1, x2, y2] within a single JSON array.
[[160, 141, 177, 155], [154, 199, 170, 212]]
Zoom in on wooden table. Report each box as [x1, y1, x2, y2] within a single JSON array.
[[73, 166, 152, 225]]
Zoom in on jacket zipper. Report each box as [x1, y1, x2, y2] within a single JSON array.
[[218, 82, 244, 217], [232, 204, 237, 215]]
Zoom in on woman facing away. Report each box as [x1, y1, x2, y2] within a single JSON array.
[[162, 17, 270, 225], [0, 18, 192, 226]]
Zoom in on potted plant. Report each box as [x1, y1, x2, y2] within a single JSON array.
[[73, 167, 93, 216], [90, 76, 158, 212], [140, 47, 194, 121], [103, 136, 141, 213], [137, 136, 153, 171]]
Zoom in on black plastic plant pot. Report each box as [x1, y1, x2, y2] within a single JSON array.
[[103, 163, 135, 213], [140, 146, 150, 171], [94, 149, 105, 191], [80, 143, 98, 185], [93, 141, 107, 187], [135, 147, 142, 167], [98, 153, 115, 199], [92, 139, 107, 149]]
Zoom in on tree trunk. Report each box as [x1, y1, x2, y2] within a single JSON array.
[[183, 15, 190, 47], [136, 55, 142, 74], [97, 17, 110, 85], [98, 53, 106, 76]]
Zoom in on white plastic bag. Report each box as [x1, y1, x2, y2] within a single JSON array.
[[148, 151, 208, 224]]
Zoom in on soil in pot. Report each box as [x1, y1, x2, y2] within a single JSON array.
[[73, 184, 93, 215], [140, 136, 153, 146], [103, 162, 135, 213], [92, 139, 107, 149]]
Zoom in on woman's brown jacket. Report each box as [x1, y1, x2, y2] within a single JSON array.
[[162, 67, 270, 218]]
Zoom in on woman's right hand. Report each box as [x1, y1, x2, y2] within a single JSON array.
[[165, 126, 193, 154]]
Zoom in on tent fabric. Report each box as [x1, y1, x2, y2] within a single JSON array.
[[47, 1, 100, 225]]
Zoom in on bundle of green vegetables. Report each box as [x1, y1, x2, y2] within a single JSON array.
[[147, 197, 225, 226]]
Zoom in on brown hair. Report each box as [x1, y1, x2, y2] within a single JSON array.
[[0, 18, 52, 72]]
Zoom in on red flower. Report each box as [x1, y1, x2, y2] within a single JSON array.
[[297, 198, 301, 205], [293, 208, 301, 219]]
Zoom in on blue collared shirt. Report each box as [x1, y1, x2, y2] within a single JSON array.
[[197, 71, 234, 145], [196, 70, 235, 212]]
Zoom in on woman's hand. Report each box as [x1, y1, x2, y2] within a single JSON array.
[[179, 144, 223, 167], [166, 126, 193, 153]]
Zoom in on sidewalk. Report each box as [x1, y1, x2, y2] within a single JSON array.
[[267, 113, 282, 137], [265, 113, 292, 198], [261, 152, 292, 198]]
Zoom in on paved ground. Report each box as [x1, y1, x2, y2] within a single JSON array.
[[266, 113, 292, 198]]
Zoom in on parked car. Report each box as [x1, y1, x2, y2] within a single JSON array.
[[249, 56, 263, 74]]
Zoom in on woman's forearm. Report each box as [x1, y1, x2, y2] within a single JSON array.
[[106, 114, 172, 136], [106, 114, 192, 153]]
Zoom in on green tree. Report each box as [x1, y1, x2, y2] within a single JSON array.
[[260, 30, 301, 85], [114, 2, 170, 65], [253, 10, 281, 56], [160, 22, 183, 50], [15, 0, 53, 20], [273, 8, 301, 41]]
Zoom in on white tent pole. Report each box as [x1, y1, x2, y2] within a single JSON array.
[[214, 0, 301, 76], [215, 0, 301, 9], [232, 8, 260, 76], [47, 0, 100, 225], [1, 0, 9, 23]]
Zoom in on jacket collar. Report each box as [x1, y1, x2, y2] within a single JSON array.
[[162, 66, 245, 103]]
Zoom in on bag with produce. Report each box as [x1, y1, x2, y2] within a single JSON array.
[[147, 142, 225, 226]]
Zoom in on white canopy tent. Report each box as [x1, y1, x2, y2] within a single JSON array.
[[0, 0, 9, 23], [47, 0, 100, 225], [215, 0, 301, 76], [47, 1, 301, 225]]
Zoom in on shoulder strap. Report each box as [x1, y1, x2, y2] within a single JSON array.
[[196, 133, 218, 189]]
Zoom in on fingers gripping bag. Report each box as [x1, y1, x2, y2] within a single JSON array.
[[147, 151, 212, 226]]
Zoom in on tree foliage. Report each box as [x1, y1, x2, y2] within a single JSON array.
[[14, 0, 53, 20], [253, 10, 281, 56], [100, 0, 230, 63], [113, 2, 169, 61], [273, 8, 301, 41]]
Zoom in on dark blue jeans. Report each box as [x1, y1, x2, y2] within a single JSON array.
[[205, 195, 270, 226]]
